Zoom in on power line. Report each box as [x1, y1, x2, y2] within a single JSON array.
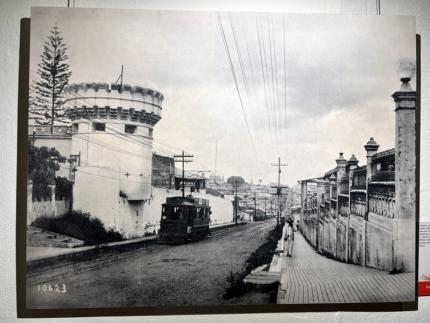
[[282, 15, 288, 161], [265, 14, 281, 156], [228, 14, 251, 99], [256, 14, 275, 152], [216, 13, 258, 160]]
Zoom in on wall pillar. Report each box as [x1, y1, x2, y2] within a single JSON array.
[[364, 137, 379, 219], [363, 137, 379, 267], [49, 183, 56, 217], [300, 180, 306, 233], [392, 76, 416, 273], [335, 152, 347, 217], [335, 153, 347, 258], [27, 180, 33, 225]]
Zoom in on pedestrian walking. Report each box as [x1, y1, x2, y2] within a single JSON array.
[[284, 218, 297, 257]]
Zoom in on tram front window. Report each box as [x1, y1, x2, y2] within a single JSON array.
[[163, 206, 185, 221]]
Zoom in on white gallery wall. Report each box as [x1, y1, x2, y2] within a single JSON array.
[[0, 0, 429, 322]]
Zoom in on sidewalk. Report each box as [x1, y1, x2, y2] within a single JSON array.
[[27, 235, 158, 263], [277, 232, 415, 304]]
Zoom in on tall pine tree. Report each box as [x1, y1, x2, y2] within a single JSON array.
[[30, 26, 72, 131]]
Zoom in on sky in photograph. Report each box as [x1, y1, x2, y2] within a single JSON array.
[[29, 7, 416, 186]]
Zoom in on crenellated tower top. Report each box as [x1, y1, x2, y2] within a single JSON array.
[[63, 82, 164, 126]]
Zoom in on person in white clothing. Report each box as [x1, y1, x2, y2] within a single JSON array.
[[284, 217, 297, 257]]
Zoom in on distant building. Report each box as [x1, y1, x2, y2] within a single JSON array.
[[152, 153, 174, 189], [174, 172, 207, 193], [28, 125, 72, 158], [298, 76, 417, 273]]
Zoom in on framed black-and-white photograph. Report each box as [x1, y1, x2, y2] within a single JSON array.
[[16, 7, 419, 317]]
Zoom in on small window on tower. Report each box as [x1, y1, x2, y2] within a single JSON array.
[[72, 123, 79, 133], [93, 122, 106, 132], [148, 128, 153, 138], [125, 124, 137, 134]]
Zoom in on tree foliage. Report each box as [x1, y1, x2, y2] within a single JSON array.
[[28, 145, 66, 201], [55, 176, 73, 201], [227, 176, 246, 186], [30, 26, 72, 127]]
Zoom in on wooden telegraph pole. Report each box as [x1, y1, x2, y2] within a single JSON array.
[[174, 151, 193, 198], [263, 197, 267, 219], [271, 157, 288, 226]]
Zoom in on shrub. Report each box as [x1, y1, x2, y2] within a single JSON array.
[[55, 177, 73, 200], [32, 210, 123, 245], [28, 145, 66, 201], [223, 224, 283, 300]]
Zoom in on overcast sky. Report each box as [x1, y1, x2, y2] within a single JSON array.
[[30, 8, 415, 185]]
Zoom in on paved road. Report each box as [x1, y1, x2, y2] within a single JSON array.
[[27, 219, 276, 309], [277, 232, 415, 304]]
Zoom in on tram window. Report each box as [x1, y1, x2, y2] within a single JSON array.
[[171, 206, 183, 220], [199, 208, 205, 218]]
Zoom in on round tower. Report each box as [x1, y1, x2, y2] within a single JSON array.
[[63, 82, 164, 237]]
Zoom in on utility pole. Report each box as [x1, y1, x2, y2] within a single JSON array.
[[174, 151, 193, 198], [270, 199, 273, 218], [263, 197, 267, 219], [234, 182, 238, 224], [253, 191, 257, 221], [214, 140, 218, 184], [271, 157, 288, 226]]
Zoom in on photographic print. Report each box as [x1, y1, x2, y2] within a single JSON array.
[[20, 7, 417, 315]]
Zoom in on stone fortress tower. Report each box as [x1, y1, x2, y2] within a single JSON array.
[[63, 82, 164, 237]]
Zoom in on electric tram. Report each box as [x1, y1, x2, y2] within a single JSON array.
[[159, 196, 211, 244]]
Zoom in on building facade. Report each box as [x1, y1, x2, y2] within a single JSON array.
[[64, 82, 164, 237], [298, 76, 416, 273]]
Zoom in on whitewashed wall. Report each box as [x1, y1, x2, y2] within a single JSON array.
[[1, 0, 429, 322]]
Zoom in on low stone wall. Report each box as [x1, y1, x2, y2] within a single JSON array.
[[366, 212, 394, 271], [27, 199, 70, 225], [301, 209, 397, 272], [27, 182, 71, 225]]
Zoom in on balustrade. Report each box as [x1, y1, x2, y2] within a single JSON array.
[[350, 199, 366, 218], [368, 183, 395, 218], [339, 202, 349, 216]]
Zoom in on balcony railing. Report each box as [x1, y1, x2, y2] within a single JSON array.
[[368, 183, 395, 218], [339, 202, 349, 217], [350, 199, 366, 218]]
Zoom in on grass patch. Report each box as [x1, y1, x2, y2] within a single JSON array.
[[31, 210, 123, 246], [223, 223, 283, 300]]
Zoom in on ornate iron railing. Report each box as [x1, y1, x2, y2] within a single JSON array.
[[368, 183, 395, 218]]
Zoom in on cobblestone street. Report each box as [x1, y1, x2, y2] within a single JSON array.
[[277, 232, 415, 304]]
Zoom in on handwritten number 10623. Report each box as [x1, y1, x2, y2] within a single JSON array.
[[37, 284, 67, 294]]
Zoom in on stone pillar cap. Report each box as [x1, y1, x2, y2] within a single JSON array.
[[347, 154, 359, 166], [336, 152, 347, 167], [364, 137, 379, 151]]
